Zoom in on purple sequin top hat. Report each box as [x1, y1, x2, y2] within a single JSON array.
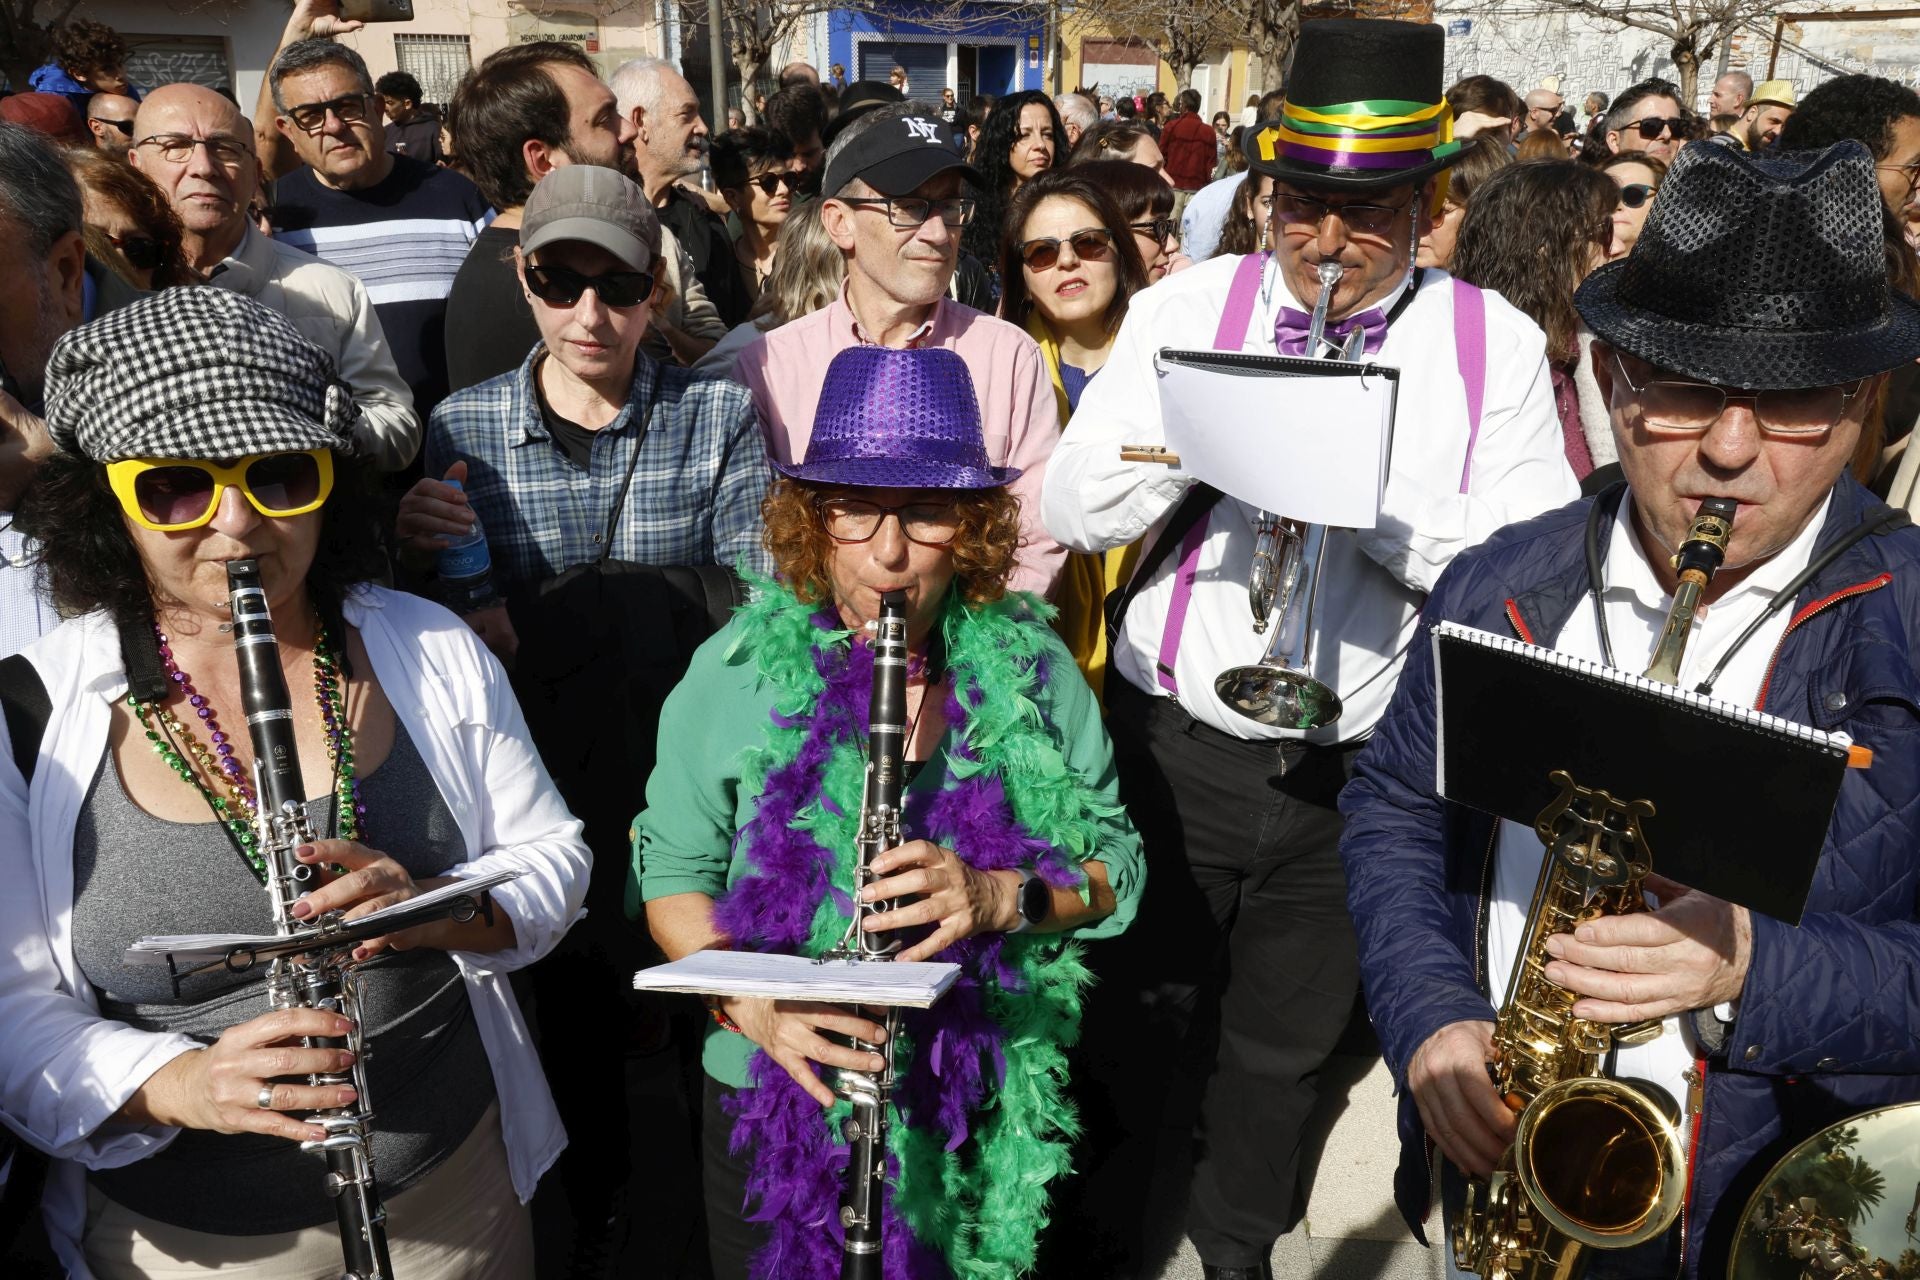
[[776, 346, 1022, 489]]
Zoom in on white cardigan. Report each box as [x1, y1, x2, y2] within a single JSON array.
[[0, 586, 590, 1275]]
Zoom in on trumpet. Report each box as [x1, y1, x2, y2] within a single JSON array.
[[1215, 259, 1352, 731]]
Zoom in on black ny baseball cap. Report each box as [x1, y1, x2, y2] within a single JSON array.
[[821, 110, 981, 199]]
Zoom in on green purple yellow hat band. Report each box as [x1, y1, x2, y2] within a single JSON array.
[[1257, 96, 1462, 172]]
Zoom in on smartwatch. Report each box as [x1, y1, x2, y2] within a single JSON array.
[[1009, 868, 1051, 934]]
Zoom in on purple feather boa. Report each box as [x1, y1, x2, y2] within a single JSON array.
[[710, 611, 1080, 1280]]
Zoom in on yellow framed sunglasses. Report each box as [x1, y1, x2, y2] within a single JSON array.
[[106, 450, 335, 532]]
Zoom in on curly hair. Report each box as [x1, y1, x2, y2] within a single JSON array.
[[14, 449, 389, 629], [761, 479, 1020, 607], [1778, 74, 1920, 162], [1450, 160, 1618, 364], [997, 167, 1148, 338], [52, 19, 127, 79], [65, 147, 196, 288], [961, 91, 1068, 267]]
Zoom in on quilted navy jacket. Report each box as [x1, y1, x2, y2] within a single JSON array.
[[1338, 477, 1920, 1277]]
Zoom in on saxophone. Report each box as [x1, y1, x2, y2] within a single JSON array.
[[1453, 498, 1737, 1280]]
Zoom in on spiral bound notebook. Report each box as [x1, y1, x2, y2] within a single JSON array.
[[1432, 621, 1851, 924]]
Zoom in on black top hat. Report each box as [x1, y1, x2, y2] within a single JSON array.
[[1242, 18, 1474, 193], [1575, 140, 1920, 391]]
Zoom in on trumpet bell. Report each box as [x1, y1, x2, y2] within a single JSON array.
[[1213, 664, 1343, 730]]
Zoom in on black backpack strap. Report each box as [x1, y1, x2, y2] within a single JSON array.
[[1104, 482, 1225, 649], [0, 653, 50, 785]]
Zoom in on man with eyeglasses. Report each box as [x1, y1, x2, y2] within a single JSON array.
[[1041, 20, 1576, 1279], [265, 38, 490, 421], [736, 101, 1067, 597], [1605, 79, 1689, 163], [127, 83, 417, 471], [1342, 138, 1920, 1280], [84, 92, 139, 156]]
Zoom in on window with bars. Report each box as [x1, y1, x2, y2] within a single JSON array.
[[393, 34, 472, 110]]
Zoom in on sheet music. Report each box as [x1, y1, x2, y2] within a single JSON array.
[[124, 871, 522, 966], [1154, 348, 1398, 528], [633, 949, 961, 1008]]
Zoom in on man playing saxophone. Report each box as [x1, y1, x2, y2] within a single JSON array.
[[1040, 19, 1576, 1280], [1341, 140, 1920, 1278]]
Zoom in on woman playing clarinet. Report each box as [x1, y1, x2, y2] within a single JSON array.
[[0, 288, 589, 1278], [633, 344, 1144, 1280]]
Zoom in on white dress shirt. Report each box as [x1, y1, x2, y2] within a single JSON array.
[[0, 586, 590, 1276], [0, 519, 57, 659], [1486, 493, 1825, 1134], [1043, 253, 1579, 743]]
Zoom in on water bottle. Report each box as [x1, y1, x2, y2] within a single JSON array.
[[436, 479, 500, 613]]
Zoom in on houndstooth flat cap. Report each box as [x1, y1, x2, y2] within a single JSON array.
[[44, 287, 362, 462]]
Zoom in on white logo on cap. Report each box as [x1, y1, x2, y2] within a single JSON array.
[[902, 116, 942, 144]]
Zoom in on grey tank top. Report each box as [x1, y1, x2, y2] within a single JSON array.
[[71, 720, 496, 1235]]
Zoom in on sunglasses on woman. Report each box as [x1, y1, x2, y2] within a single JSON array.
[[104, 231, 165, 270], [524, 263, 656, 309], [1617, 183, 1655, 209], [749, 171, 801, 196], [1018, 227, 1117, 272], [106, 450, 335, 532], [1131, 217, 1174, 245]]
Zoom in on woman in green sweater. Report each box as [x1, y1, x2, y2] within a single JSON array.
[[631, 344, 1144, 1280]]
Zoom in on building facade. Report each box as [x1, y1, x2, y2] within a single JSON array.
[[828, 3, 1047, 102]]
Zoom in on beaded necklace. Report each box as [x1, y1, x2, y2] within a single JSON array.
[[130, 621, 362, 883]]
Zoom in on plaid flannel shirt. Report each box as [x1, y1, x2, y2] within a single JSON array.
[[425, 346, 772, 587]]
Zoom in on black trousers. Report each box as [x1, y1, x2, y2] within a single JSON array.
[[701, 1076, 761, 1280], [1069, 677, 1363, 1270]]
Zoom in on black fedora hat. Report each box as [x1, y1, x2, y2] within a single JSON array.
[[821, 80, 904, 146], [1243, 18, 1474, 193], [1576, 140, 1920, 391]]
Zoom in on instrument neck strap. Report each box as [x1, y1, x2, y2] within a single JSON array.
[[1582, 483, 1910, 695]]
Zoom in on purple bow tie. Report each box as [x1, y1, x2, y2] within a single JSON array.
[[1274, 305, 1389, 358]]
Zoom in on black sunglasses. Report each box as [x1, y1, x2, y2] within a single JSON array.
[[1617, 183, 1655, 209], [284, 93, 373, 133], [525, 262, 656, 309], [1018, 227, 1117, 272], [750, 171, 801, 197], [1130, 217, 1174, 244], [1631, 116, 1687, 140], [95, 116, 134, 137], [106, 231, 164, 270]]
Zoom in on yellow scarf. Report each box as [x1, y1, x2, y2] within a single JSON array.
[[1024, 314, 1139, 701]]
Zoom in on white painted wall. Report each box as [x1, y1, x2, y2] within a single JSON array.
[[71, 0, 285, 111]]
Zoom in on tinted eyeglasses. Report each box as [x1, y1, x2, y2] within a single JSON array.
[[1617, 183, 1655, 210], [105, 231, 165, 271], [524, 263, 656, 309], [1611, 353, 1863, 437], [1631, 116, 1687, 140], [95, 116, 134, 137], [106, 451, 335, 532], [1018, 227, 1117, 272], [135, 133, 253, 169], [1130, 217, 1175, 244], [837, 196, 977, 228], [1271, 191, 1413, 239], [817, 497, 963, 547], [749, 171, 802, 197], [284, 93, 374, 134]]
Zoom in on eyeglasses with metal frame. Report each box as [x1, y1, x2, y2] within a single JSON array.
[[1612, 352, 1864, 437]]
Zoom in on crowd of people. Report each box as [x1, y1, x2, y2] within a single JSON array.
[[2, 4, 1920, 1280]]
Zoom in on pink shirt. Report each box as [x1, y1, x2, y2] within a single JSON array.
[[735, 288, 1065, 598]]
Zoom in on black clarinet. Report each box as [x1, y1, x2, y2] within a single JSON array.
[[228, 559, 394, 1280], [824, 589, 910, 1279]]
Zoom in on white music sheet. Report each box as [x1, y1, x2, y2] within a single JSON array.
[[1155, 351, 1398, 528], [633, 949, 960, 1008]]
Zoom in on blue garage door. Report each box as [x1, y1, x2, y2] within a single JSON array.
[[858, 43, 948, 100]]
